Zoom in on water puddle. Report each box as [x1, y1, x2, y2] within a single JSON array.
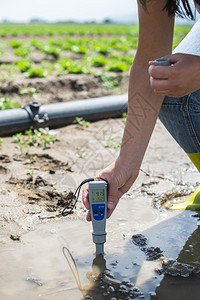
[[1, 195, 200, 300]]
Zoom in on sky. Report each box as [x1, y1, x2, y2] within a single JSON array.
[[0, 0, 138, 23], [0, 0, 198, 24]]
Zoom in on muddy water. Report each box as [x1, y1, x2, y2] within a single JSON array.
[[1, 192, 200, 300]]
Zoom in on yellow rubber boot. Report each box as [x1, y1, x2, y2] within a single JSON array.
[[187, 152, 200, 173], [170, 184, 200, 210], [169, 152, 200, 210]]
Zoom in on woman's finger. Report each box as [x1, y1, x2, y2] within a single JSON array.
[[149, 65, 171, 79], [150, 76, 170, 90], [107, 200, 115, 218], [153, 89, 170, 95], [86, 210, 91, 222], [82, 185, 89, 210]]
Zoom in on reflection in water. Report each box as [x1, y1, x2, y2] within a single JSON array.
[[178, 225, 200, 268], [153, 271, 200, 300], [153, 223, 200, 300], [63, 246, 143, 299]]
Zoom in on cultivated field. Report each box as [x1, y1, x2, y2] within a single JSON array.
[[1, 23, 200, 300]]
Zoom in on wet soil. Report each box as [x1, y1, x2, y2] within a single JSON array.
[[1, 187, 200, 300]]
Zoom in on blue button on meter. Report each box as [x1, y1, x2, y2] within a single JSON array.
[[92, 204, 106, 221]]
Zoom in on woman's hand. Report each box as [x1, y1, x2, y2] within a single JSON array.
[[82, 157, 139, 221], [149, 53, 200, 97]]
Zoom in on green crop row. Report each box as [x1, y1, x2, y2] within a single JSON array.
[[7, 36, 138, 59], [0, 23, 139, 37], [12, 54, 134, 78], [0, 23, 191, 39]]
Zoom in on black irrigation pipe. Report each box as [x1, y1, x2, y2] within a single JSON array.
[[0, 94, 128, 137]]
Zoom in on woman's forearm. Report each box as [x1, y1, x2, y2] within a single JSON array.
[[119, 59, 165, 171], [118, 0, 174, 173]]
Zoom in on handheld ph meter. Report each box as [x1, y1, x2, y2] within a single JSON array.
[[89, 181, 107, 255], [62, 177, 108, 255]]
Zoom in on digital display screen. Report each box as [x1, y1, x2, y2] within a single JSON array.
[[92, 189, 105, 202]]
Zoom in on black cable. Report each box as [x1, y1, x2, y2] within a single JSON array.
[[62, 177, 108, 217]]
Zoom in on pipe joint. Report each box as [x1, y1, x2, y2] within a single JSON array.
[[24, 101, 49, 125]]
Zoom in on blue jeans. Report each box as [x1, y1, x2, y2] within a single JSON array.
[[159, 18, 200, 154], [159, 90, 200, 153]]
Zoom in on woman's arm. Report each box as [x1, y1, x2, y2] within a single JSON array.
[[83, 0, 175, 221], [119, 0, 175, 172]]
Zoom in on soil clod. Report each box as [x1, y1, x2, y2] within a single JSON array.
[[0, 155, 11, 163], [0, 165, 9, 174], [160, 258, 200, 277], [10, 234, 21, 241], [132, 234, 148, 247], [132, 234, 163, 261]]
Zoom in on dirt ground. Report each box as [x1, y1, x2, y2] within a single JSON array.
[[0, 71, 199, 246], [0, 72, 129, 106]]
